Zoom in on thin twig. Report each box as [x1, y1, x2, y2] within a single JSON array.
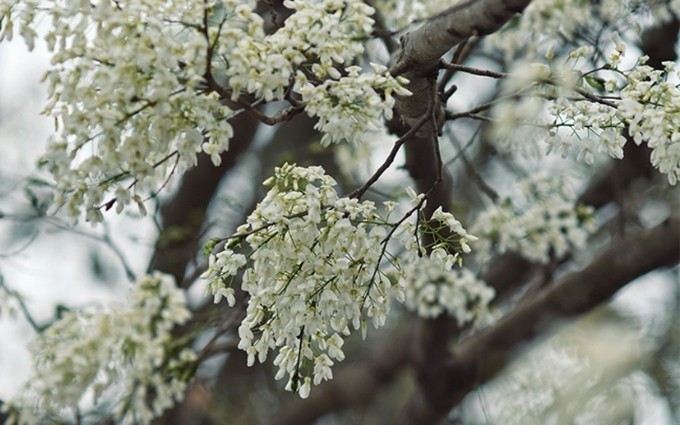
[[429, 78, 444, 186], [439, 60, 508, 79], [446, 100, 498, 121], [438, 37, 481, 95], [348, 113, 431, 199], [0, 231, 39, 258], [446, 127, 499, 201], [0, 276, 43, 332], [445, 127, 477, 168], [46, 217, 138, 283], [197, 308, 243, 362], [236, 100, 305, 126], [102, 223, 137, 282]]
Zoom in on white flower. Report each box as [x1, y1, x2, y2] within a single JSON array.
[[295, 66, 410, 145]]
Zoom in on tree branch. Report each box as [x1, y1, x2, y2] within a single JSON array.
[[426, 215, 680, 420], [382, 3, 532, 423], [391, 0, 531, 77]]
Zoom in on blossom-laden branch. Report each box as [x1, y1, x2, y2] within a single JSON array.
[[491, 42, 680, 185], [201, 164, 484, 398], [1, 0, 411, 224], [383, 0, 680, 187]]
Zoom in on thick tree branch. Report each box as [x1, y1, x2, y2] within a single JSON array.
[[383, 2, 532, 423], [391, 0, 531, 131], [391, 0, 531, 78]]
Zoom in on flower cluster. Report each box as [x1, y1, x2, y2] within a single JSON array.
[[402, 259, 494, 326], [295, 64, 411, 146], [216, 0, 409, 145], [492, 40, 680, 185], [202, 164, 480, 397], [546, 52, 680, 185], [617, 60, 680, 185], [472, 174, 595, 264], [5, 273, 195, 425], [223, 0, 376, 101]]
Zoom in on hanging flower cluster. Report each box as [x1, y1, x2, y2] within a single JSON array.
[[5, 273, 195, 425], [223, 0, 376, 100], [483, 0, 680, 60], [295, 64, 411, 146], [547, 47, 680, 185], [201, 164, 483, 397]]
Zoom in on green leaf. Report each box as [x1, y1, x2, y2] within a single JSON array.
[[584, 75, 606, 91]]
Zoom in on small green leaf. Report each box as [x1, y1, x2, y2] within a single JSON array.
[[584, 75, 606, 91]]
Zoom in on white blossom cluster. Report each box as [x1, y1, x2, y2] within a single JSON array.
[[472, 174, 595, 264], [402, 259, 494, 326], [1, 1, 234, 223], [201, 164, 481, 397], [4, 273, 195, 425], [222, 0, 375, 100], [216, 0, 409, 145], [1, 0, 410, 223], [613, 60, 680, 185]]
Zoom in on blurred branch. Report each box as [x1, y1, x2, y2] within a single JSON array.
[[0, 275, 44, 332], [418, 215, 680, 422], [364, 0, 399, 54], [438, 60, 506, 79]]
